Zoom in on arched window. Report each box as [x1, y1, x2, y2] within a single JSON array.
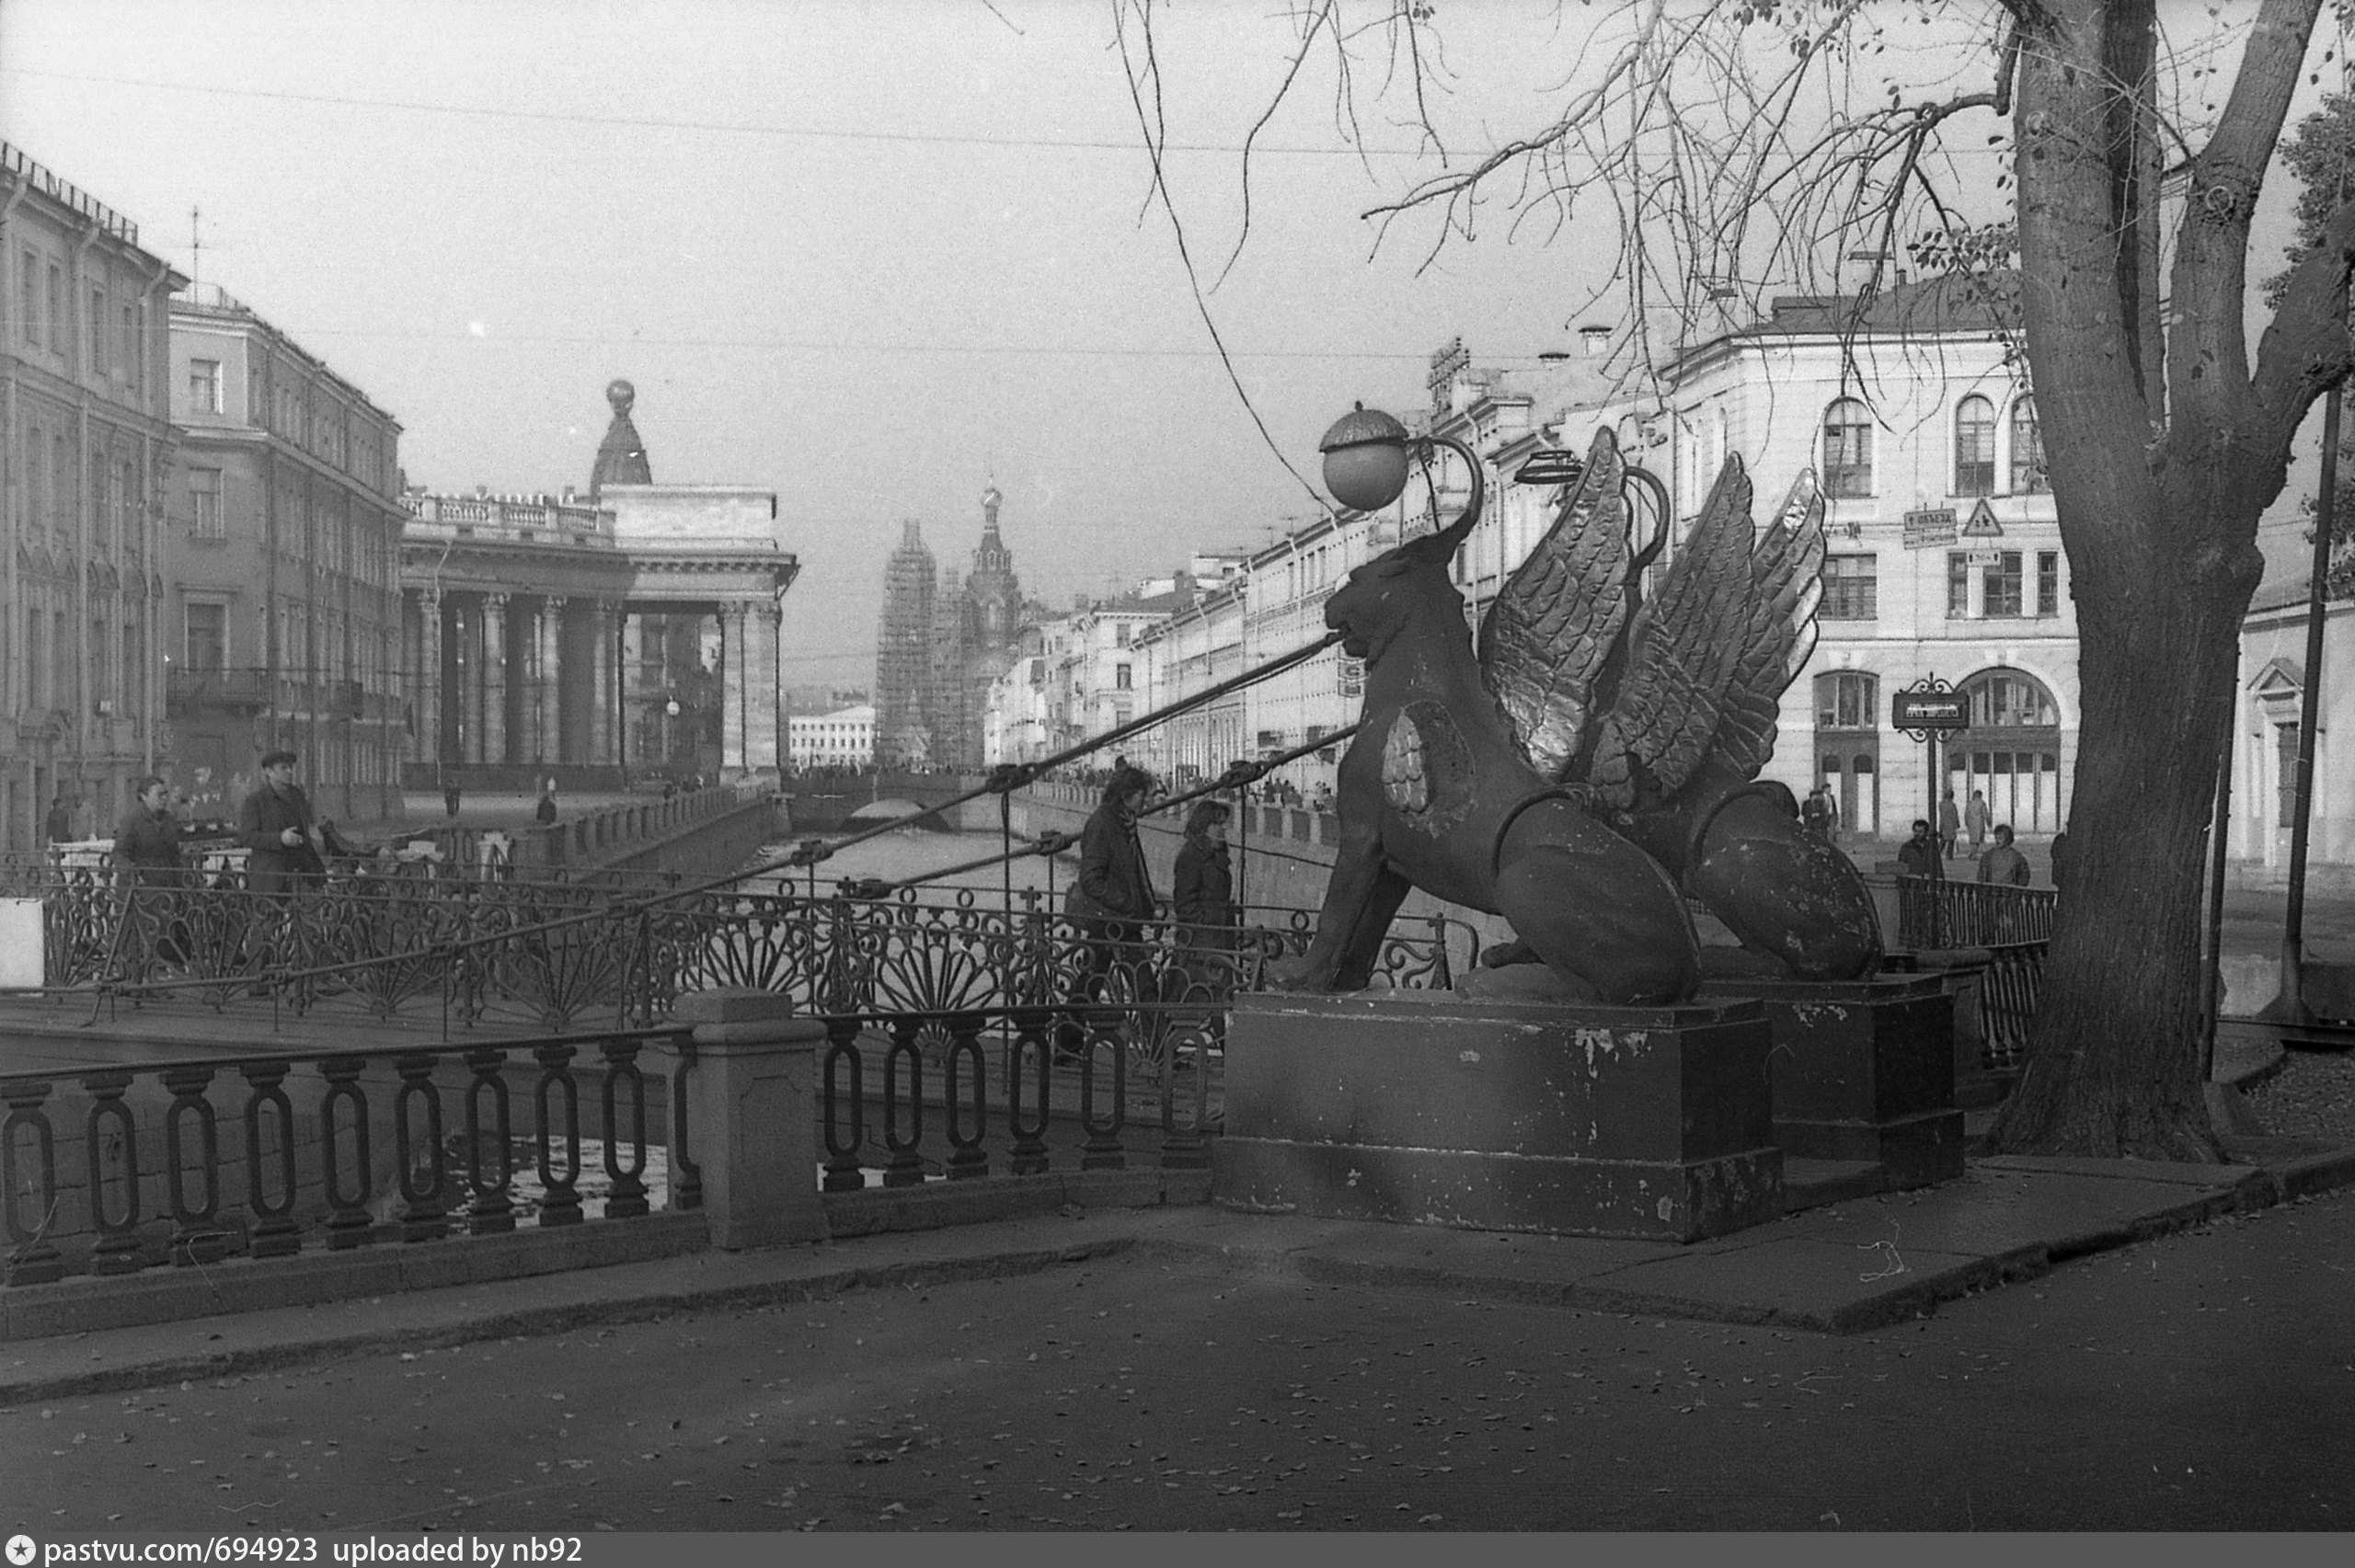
[[1956, 667, 2065, 832], [2010, 395, 2048, 494], [1814, 670, 1879, 730], [1955, 395, 1996, 497], [1821, 398, 1873, 498]]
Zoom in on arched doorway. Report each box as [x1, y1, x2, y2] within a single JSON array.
[[1813, 670, 1880, 837], [1953, 668, 2063, 833]]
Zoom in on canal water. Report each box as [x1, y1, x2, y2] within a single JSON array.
[[745, 825, 1064, 901]]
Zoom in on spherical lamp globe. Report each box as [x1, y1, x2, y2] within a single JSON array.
[[1318, 405, 1411, 513]]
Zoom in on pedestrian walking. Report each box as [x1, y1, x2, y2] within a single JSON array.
[[45, 794, 73, 844], [442, 781, 463, 818], [1964, 788, 1992, 853], [113, 775, 190, 975], [239, 750, 326, 896], [1822, 786, 1841, 840], [1978, 823, 2031, 887], [1170, 798, 1237, 1036], [535, 779, 559, 824], [1937, 789, 1962, 861], [1061, 764, 1157, 1057]]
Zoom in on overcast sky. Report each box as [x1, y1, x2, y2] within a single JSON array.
[[1, 0, 1655, 686], [0, 0, 2336, 687]]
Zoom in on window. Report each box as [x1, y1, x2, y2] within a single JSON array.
[[2037, 551, 2060, 618], [1947, 553, 1970, 619], [2010, 396, 2048, 493], [1815, 670, 1879, 730], [47, 263, 63, 353], [1965, 672, 2058, 728], [190, 469, 224, 539], [119, 303, 134, 383], [1114, 663, 1132, 690], [17, 250, 35, 345], [89, 287, 105, 373], [1821, 398, 1873, 498], [1955, 395, 1996, 497], [1987, 550, 2024, 617], [1821, 554, 1878, 620], [190, 359, 223, 414]]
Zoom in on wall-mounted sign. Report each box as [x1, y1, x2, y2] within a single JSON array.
[[1902, 508, 1958, 549], [1891, 692, 1970, 730], [1960, 498, 2005, 537], [1964, 545, 2003, 567]]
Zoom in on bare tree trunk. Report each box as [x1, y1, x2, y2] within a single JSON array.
[[1991, 0, 2340, 1157]]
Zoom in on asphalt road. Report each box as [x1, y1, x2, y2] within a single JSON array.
[[6, 1187, 2353, 1533]]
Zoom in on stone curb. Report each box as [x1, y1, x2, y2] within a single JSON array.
[[0, 1233, 1143, 1409]]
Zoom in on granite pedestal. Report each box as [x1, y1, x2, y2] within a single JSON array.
[[1699, 972, 1963, 1187], [1213, 990, 1783, 1243]]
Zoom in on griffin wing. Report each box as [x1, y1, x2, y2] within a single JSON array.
[[1584, 454, 1758, 812], [1703, 470, 1827, 784], [1474, 427, 1633, 781]]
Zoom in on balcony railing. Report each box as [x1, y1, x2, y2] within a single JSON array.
[[164, 667, 271, 714]]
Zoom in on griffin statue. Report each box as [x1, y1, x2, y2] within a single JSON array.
[[1278, 423, 1882, 1005]]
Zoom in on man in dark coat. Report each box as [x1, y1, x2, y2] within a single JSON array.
[[1062, 765, 1157, 1055], [238, 750, 326, 896], [45, 795, 73, 844]]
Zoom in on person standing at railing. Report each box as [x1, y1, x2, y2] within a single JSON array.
[[1899, 818, 1942, 879], [1171, 798, 1236, 1038], [1059, 764, 1157, 1057], [46, 794, 73, 845], [1978, 823, 2031, 887], [536, 779, 559, 824]]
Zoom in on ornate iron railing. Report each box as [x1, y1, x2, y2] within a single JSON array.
[[1, 1026, 693, 1286], [0, 864, 1471, 1042], [1894, 876, 2057, 949]]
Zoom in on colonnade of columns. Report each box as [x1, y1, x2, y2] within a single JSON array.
[[405, 588, 783, 774]]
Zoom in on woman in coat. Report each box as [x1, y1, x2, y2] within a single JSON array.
[[1170, 798, 1237, 1036]]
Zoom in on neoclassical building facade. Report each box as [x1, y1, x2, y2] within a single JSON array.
[[397, 383, 798, 788]]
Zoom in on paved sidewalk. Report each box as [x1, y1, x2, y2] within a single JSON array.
[[6, 1127, 2352, 1406]]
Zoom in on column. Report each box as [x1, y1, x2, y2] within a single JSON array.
[[457, 598, 482, 765], [744, 598, 782, 773], [591, 599, 618, 767], [480, 593, 509, 766], [536, 595, 565, 766], [417, 588, 444, 770], [719, 602, 749, 777]]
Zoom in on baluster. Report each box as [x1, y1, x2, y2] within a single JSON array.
[[317, 1057, 375, 1249], [667, 1035, 702, 1211], [1005, 1013, 1051, 1176], [1156, 1022, 1209, 1173], [1078, 1019, 1126, 1172], [161, 1067, 226, 1265], [821, 1016, 867, 1192], [599, 1038, 649, 1219], [242, 1061, 302, 1258], [394, 1054, 448, 1242], [2, 1079, 64, 1285], [881, 1018, 925, 1187], [943, 1013, 988, 1181], [83, 1071, 148, 1275], [534, 1043, 582, 1227], [464, 1047, 515, 1235]]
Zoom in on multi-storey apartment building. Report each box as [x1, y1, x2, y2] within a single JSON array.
[[1, 145, 183, 849], [166, 283, 408, 824], [1665, 279, 2070, 839], [786, 703, 875, 771]]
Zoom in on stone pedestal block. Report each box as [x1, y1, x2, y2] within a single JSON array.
[[1700, 973, 1963, 1187], [1213, 991, 1783, 1242], [665, 989, 829, 1250]]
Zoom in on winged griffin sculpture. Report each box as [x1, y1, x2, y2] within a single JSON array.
[[1278, 425, 1882, 1005]]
